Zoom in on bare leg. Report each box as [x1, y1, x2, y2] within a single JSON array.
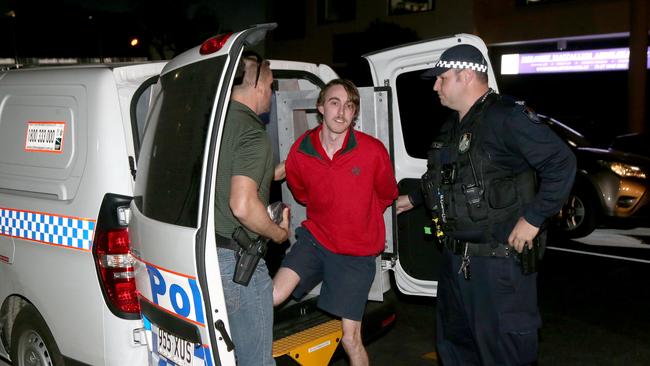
[[272, 267, 301, 306], [341, 318, 369, 366]]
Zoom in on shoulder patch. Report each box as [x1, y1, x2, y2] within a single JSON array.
[[523, 106, 541, 123]]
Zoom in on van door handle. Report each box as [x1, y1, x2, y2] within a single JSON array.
[[214, 319, 235, 351], [128, 156, 137, 180]]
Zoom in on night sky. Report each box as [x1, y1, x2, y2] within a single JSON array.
[[0, 0, 266, 60]]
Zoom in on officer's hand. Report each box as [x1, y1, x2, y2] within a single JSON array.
[[396, 195, 414, 215], [507, 217, 539, 253]]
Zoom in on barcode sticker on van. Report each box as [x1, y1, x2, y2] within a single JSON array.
[[25, 122, 65, 153]]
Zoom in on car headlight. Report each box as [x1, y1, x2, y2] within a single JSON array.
[[598, 160, 647, 179]]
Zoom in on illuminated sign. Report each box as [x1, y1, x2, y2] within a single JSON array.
[[501, 47, 650, 74]]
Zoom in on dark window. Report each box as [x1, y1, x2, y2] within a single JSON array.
[[270, 0, 306, 40], [388, 0, 435, 15], [135, 56, 226, 227], [395, 70, 452, 159], [317, 0, 355, 24]]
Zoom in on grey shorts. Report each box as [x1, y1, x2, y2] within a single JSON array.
[[280, 226, 376, 321]]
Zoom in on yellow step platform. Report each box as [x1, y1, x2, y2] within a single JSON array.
[[273, 319, 342, 365]]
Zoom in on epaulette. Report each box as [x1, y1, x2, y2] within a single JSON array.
[[495, 95, 541, 124]]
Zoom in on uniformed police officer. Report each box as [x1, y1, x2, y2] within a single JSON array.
[[396, 44, 576, 365]]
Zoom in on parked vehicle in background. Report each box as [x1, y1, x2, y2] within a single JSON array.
[[543, 116, 650, 238]]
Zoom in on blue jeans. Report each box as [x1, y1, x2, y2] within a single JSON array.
[[218, 248, 275, 366]]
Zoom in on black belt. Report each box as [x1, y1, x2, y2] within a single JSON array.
[[216, 234, 240, 251], [445, 239, 513, 258]]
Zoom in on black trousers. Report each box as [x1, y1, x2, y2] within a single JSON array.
[[436, 247, 541, 366]]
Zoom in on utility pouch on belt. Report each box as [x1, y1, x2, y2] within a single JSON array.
[[232, 227, 267, 286]]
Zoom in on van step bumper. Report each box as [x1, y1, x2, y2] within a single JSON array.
[[273, 318, 342, 365]]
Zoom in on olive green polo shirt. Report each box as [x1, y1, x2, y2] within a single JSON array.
[[214, 100, 273, 238]]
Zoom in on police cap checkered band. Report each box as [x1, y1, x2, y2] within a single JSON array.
[[421, 44, 488, 79], [434, 60, 488, 73]]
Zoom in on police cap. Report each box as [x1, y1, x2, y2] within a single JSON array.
[[421, 44, 488, 79]]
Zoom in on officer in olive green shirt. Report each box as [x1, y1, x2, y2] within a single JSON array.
[[214, 51, 289, 366]]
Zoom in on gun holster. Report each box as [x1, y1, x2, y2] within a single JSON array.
[[518, 233, 546, 274], [518, 244, 538, 274], [232, 227, 268, 286]]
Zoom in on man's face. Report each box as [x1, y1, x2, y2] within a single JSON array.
[[433, 69, 465, 111], [318, 84, 356, 135]]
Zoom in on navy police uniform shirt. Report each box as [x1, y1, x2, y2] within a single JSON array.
[[414, 90, 577, 239], [471, 91, 576, 229]]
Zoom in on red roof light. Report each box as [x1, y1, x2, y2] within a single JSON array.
[[200, 33, 233, 55]]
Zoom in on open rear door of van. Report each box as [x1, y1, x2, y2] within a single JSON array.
[[363, 34, 499, 298], [129, 24, 276, 366]]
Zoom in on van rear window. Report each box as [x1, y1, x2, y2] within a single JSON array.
[[395, 70, 452, 159], [134, 56, 227, 227]]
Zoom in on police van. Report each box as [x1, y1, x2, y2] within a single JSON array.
[[0, 62, 166, 365], [129, 23, 499, 366]]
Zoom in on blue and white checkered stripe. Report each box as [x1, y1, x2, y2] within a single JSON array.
[[0, 208, 95, 251]]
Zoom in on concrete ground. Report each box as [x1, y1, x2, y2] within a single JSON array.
[[332, 226, 650, 366], [3, 227, 649, 366]]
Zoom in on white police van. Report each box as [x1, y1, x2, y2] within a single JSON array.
[[0, 62, 166, 365], [130, 23, 499, 366]]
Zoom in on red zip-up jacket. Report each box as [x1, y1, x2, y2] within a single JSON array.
[[285, 125, 398, 256]]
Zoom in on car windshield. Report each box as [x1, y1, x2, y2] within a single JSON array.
[[543, 117, 591, 148]]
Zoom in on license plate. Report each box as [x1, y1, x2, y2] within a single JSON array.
[[156, 326, 194, 366]]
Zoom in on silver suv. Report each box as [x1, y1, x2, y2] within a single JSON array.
[[545, 116, 650, 238]]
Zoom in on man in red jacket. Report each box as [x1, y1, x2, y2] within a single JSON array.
[[273, 79, 398, 366]]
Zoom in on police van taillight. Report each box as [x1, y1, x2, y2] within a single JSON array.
[[93, 194, 140, 318]]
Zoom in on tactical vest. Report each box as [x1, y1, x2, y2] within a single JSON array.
[[422, 94, 537, 243]]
